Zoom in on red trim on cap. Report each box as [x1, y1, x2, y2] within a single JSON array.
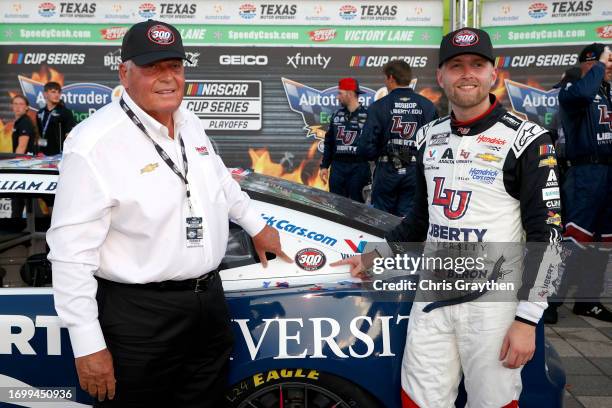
[[452, 96, 498, 127], [501, 400, 519, 408], [401, 390, 420, 408]]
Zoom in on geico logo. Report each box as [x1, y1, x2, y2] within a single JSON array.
[[233, 315, 408, 360], [0, 315, 63, 355], [219, 55, 268, 66]]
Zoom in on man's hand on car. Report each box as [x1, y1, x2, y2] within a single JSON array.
[[252, 225, 293, 267], [499, 321, 536, 369], [75, 348, 116, 401], [331, 251, 378, 279]]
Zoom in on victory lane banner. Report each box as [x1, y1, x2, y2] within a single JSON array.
[[0, 23, 443, 47]]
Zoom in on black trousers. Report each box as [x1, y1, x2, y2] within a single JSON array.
[[94, 273, 234, 408]]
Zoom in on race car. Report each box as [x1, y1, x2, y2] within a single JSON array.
[[0, 154, 565, 407]]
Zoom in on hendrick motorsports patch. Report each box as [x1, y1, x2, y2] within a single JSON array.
[[295, 248, 326, 271]]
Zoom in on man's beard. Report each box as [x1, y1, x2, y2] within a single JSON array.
[[447, 82, 489, 109]]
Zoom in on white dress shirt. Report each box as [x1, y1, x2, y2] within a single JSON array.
[[47, 92, 265, 357]]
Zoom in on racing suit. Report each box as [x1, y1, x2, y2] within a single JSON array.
[[321, 104, 370, 202], [383, 96, 562, 408], [358, 87, 437, 216]]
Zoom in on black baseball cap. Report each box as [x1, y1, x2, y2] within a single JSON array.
[[578, 43, 606, 63], [121, 20, 190, 66], [439, 27, 494, 67], [553, 67, 582, 89]]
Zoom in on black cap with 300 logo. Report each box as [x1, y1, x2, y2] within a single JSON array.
[[121, 20, 190, 66], [438, 27, 494, 68]]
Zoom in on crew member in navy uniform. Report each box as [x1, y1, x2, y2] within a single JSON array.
[[358, 60, 438, 216], [48, 20, 291, 407], [320, 78, 370, 202], [545, 44, 612, 323], [35, 81, 76, 156]]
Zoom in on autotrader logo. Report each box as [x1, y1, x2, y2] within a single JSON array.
[[38, 2, 56, 17], [528, 2, 547, 19]]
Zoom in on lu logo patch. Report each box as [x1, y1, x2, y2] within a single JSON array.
[[195, 146, 209, 155]]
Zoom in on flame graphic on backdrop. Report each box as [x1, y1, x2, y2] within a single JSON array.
[[0, 120, 14, 152], [492, 70, 510, 100], [249, 142, 328, 190], [419, 88, 443, 105], [9, 66, 65, 100]]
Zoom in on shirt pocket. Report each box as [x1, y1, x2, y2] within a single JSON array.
[[192, 155, 227, 205]]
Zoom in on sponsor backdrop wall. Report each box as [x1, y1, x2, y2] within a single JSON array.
[[482, 0, 611, 134], [1, 0, 610, 187]]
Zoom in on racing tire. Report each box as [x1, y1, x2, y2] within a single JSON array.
[[226, 368, 383, 408]]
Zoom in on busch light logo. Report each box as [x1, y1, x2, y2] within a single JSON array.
[[239, 3, 257, 19], [147, 25, 174, 45], [339, 4, 357, 20], [452, 29, 479, 47], [38, 2, 56, 17], [528, 2, 548, 18], [505, 79, 559, 127], [281, 77, 377, 141], [18, 76, 113, 122], [138, 2, 156, 18]]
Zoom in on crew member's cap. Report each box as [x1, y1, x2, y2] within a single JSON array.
[[121, 20, 190, 66], [438, 27, 494, 67], [553, 67, 582, 89], [338, 78, 364, 94], [578, 43, 606, 63]]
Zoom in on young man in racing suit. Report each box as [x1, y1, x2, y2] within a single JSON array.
[[333, 28, 562, 407]]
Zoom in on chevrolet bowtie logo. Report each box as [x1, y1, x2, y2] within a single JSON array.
[[475, 153, 502, 162], [140, 163, 159, 174], [538, 156, 557, 168]]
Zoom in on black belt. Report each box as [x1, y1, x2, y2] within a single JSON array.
[[96, 270, 219, 293], [568, 156, 612, 166]]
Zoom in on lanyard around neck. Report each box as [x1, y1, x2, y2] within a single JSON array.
[[119, 97, 193, 212]]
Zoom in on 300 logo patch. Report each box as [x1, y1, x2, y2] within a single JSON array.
[[148, 25, 175, 45], [295, 248, 326, 271]]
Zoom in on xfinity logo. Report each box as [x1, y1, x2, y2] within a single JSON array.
[[287, 53, 331, 69], [220, 55, 268, 66]]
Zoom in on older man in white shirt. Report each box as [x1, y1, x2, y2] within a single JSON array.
[[47, 20, 290, 408]]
